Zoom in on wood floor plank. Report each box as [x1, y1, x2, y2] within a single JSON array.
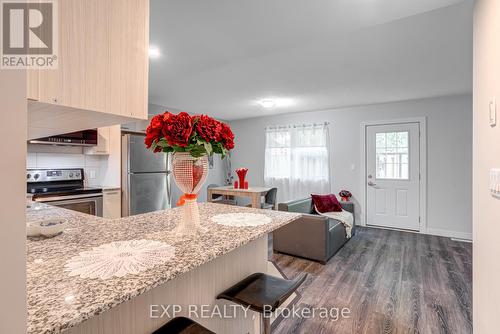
[[272, 227, 472, 334]]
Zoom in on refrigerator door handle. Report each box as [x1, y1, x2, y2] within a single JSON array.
[[166, 172, 172, 208], [121, 134, 131, 217]]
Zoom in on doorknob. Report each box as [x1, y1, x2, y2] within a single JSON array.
[[368, 181, 377, 187]]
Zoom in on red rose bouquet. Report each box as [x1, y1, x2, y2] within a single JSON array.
[[145, 111, 235, 234], [145, 111, 234, 158]]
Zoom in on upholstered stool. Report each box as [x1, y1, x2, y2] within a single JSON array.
[[152, 317, 215, 334], [217, 272, 307, 334]]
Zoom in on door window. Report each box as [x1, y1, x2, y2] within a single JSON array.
[[375, 131, 409, 180]]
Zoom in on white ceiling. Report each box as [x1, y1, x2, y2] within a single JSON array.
[[149, 0, 472, 120]]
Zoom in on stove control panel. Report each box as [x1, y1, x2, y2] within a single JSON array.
[[27, 169, 84, 182]]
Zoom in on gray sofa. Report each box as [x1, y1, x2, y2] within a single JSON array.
[[273, 197, 355, 264]]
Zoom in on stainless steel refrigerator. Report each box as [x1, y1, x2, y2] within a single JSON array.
[[121, 133, 172, 216]]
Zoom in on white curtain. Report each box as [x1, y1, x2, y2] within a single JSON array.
[[264, 123, 331, 202]]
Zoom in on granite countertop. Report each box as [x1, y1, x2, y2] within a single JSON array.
[[26, 202, 301, 334]]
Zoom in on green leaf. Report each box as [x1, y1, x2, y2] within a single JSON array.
[[203, 142, 213, 156], [158, 138, 168, 146], [212, 142, 223, 154], [151, 140, 158, 151], [221, 148, 227, 159]]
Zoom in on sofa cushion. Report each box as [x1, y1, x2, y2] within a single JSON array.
[[311, 194, 342, 213]]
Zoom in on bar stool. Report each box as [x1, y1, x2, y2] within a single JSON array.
[[152, 317, 215, 334], [217, 272, 307, 334]]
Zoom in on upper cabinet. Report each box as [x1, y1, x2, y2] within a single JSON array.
[[28, 0, 149, 139], [108, 0, 149, 119]]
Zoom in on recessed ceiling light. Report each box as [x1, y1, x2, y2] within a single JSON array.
[[260, 99, 276, 109], [148, 45, 161, 59]]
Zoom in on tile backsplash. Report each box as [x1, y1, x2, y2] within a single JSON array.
[[27, 145, 108, 187]]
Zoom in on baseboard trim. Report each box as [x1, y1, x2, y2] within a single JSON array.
[[363, 224, 472, 241], [425, 228, 472, 241]]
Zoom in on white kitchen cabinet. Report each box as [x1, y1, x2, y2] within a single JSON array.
[[27, 0, 149, 139], [103, 188, 121, 219], [84, 127, 110, 155], [32, 0, 148, 118]]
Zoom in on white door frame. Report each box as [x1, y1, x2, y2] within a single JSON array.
[[360, 117, 427, 233]]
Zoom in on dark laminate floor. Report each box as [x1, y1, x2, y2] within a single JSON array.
[[272, 227, 472, 334]]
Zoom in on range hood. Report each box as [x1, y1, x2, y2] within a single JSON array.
[[29, 129, 98, 147]]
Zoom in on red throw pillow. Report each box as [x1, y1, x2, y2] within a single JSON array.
[[311, 194, 343, 213]]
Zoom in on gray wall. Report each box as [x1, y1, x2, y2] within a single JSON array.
[[229, 95, 472, 239]]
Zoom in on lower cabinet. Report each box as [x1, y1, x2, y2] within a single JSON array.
[[103, 188, 121, 219]]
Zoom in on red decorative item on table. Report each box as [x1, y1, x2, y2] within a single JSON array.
[[235, 168, 248, 189], [145, 111, 234, 234], [338, 190, 352, 202]]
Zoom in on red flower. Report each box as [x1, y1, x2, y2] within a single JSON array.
[[195, 115, 222, 142], [144, 114, 165, 148], [144, 128, 159, 149], [151, 114, 164, 131], [162, 112, 193, 147], [219, 122, 235, 150]]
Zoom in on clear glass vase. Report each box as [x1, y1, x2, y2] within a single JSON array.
[[171, 152, 209, 234]]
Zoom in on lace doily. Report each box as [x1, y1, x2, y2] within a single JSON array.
[[65, 239, 175, 280], [211, 213, 272, 227]]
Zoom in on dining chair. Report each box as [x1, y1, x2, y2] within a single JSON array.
[[262, 187, 278, 210]]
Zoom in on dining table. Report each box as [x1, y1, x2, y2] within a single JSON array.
[[207, 185, 273, 209]]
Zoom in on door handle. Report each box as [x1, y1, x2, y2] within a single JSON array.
[[368, 181, 377, 187]]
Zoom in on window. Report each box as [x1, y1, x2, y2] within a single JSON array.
[[375, 131, 409, 179], [264, 129, 291, 179], [264, 123, 330, 201]]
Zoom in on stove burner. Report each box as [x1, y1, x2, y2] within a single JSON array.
[[27, 168, 102, 198]]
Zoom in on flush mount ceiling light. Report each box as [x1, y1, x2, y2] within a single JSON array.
[[259, 99, 276, 109], [148, 45, 161, 59], [258, 98, 295, 110]]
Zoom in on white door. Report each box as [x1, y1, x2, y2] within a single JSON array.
[[366, 123, 420, 231]]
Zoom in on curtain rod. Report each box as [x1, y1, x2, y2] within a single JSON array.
[[265, 122, 329, 130]]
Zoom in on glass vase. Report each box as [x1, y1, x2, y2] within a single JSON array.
[[171, 152, 209, 234], [236, 168, 248, 189]]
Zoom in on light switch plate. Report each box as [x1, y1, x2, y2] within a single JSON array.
[[489, 99, 497, 127], [490, 169, 500, 198]]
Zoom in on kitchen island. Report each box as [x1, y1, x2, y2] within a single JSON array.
[[26, 202, 300, 334]]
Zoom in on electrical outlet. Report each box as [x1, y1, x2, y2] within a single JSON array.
[[88, 169, 97, 179]]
